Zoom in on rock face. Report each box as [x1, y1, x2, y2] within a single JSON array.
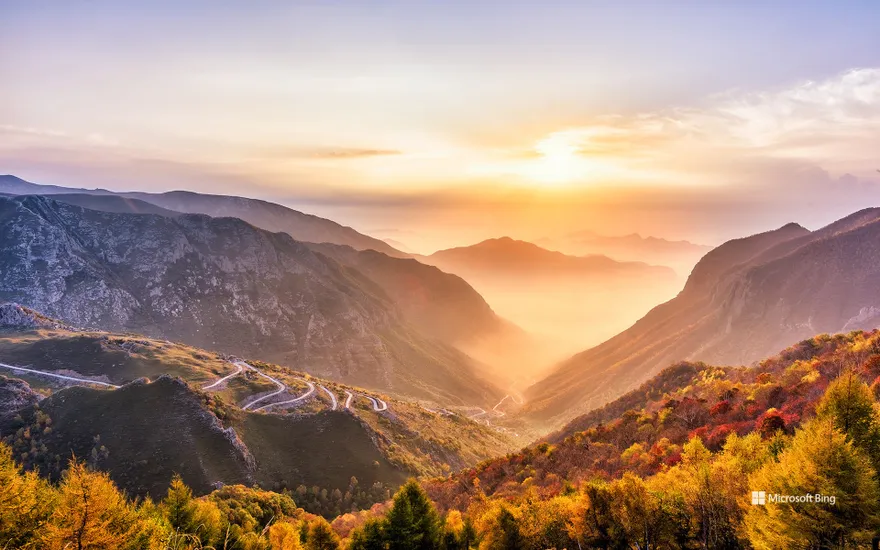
[[0, 303, 66, 329], [525, 209, 880, 427], [0, 196, 500, 404], [0, 377, 40, 421]]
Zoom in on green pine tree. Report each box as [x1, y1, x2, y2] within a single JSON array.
[[384, 480, 442, 550]]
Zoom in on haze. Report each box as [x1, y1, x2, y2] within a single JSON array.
[[3, 1, 880, 378]]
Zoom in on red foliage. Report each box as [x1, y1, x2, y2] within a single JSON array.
[[863, 355, 880, 378], [707, 425, 734, 449], [664, 451, 682, 467], [688, 426, 710, 441], [709, 400, 732, 416], [757, 410, 787, 438]]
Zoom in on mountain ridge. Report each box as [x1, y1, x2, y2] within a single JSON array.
[[523, 211, 880, 428], [0, 175, 405, 257], [0, 195, 502, 405]]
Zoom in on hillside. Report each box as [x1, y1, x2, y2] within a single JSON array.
[[0, 317, 517, 504], [0, 195, 502, 405], [310, 244, 506, 345], [525, 210, 880, 428], [427, 330, 880, 512], [6, 184, 524, 377], [0, 174, 405, 257]]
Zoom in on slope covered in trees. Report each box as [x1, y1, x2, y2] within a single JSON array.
[[0, 320, 515, 516], [7, 330, 880, 548], [526, 210, 880, 428]]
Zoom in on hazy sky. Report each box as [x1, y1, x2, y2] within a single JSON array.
[[3, 1, 880, 251]]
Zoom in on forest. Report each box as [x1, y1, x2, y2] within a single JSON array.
[[4, 331, 880, 548]]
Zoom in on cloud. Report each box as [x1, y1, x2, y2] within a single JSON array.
[[492, 68, 880, 185], [258, 146, 402, 160]]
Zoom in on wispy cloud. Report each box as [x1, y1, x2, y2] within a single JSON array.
[[259, 146, 402, 160], [498, 68, 880, 184]]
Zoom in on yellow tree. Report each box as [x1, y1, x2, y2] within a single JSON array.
[[0, 442, 55, 548], [269, 520, 304, 550], [39, 459, 146, 550], [744, 418, 880, 548], [608, 472, 661, 549], [305, 517, 341, 550]]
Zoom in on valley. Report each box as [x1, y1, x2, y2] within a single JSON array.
[[6, 7, 880, 546], [4, 175, 880, 549]]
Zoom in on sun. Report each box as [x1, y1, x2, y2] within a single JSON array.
[[527, 134, 584, 186]]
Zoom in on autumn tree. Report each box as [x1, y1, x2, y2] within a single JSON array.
[[816, 369, 880, 469], [567, 481, 621, 549], [477, 504, 525, 550], [348, 518, 387, 550], [441, 509, 477, 550], [305, 517, 341, 550], [269, 521, 304, 550], [0, 442, 54, 548], [39, 459, 146, 550], [162, 474, 198, 533], [744, 418, 880, 548]]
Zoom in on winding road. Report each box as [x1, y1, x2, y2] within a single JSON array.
[[0, 362, 120, 388], [320, 385, 338, 410], [253, 378, 316, 412], [4, 355, 391, 417], [202, 362, 245, 390], [241, 364, 288, 411], [492, 395, 510, 417], [366, 395, 388, 412]]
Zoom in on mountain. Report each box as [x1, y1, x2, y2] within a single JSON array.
[[307, 243, 514, 347], [0, 174, 406, 257], [524, 210, 880, 428], [425, 237, 676, 282], [538, 231, 712, 274], [26, 192, 183, 217], [382, 238, 418, 254], [0, 314, 516, 501], [419, 237, 682, 366], [425, 329, 880, 516], [0, 195, 503, 405], [6, 188, 516, 360], [307, 243, 544, 383]]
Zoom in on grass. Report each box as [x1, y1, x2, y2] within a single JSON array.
[[0, 326, 518, 503]]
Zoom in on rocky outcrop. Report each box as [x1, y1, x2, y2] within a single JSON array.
[[0, 303, 67, 330], [0, 376, 40, 421], [0, 196, 501, 405]]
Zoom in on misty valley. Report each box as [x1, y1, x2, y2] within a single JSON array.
[[3, 173, 880, 549], [4, 4, 880, 547]]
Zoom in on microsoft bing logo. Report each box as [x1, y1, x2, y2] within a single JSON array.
[[751, 491, 766, 505]]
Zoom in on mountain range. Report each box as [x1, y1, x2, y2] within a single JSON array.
[[418, 237, 683, 364], [422, 237, 676, 282], [524, 209, 880, 427], [537, 231, 712, 274], [0, 194, 503, 405], [0, 175, 405, 257]]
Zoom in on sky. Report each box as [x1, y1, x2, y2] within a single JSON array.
[[3, 1, 880, 252]]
